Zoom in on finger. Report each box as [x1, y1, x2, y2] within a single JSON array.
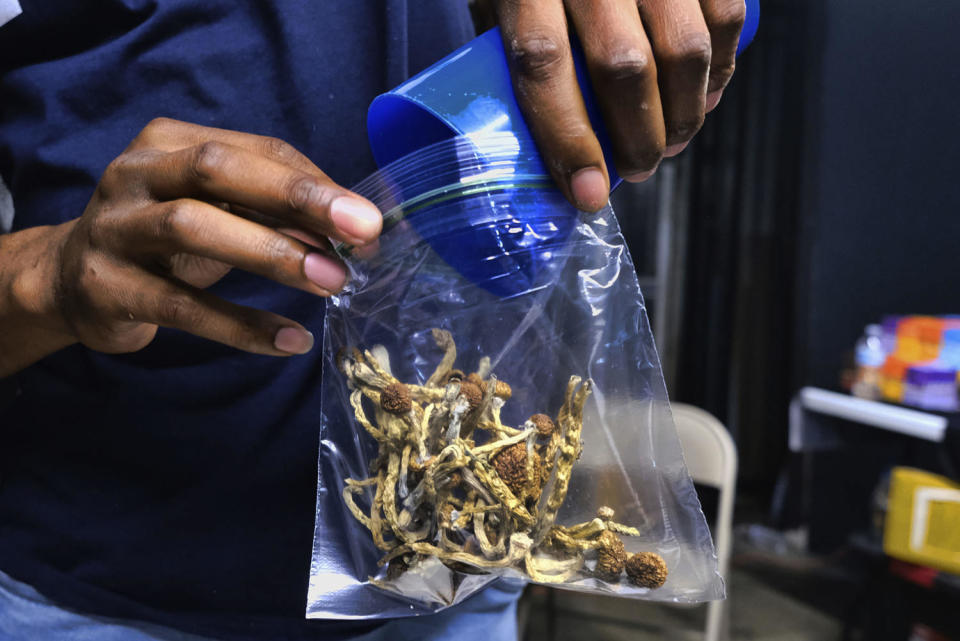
[[275, 226, 334, 252], [124, 199, 347, 295], [566, 0, 665, 182], [637, 0, 712, 154], [137, 142, 382, 246], [129, 117, 324, 177], [226, 203, 334, 249], [131, 270, 315, 356], [495, 0, 609, 212], [699, 0, 746, 110]]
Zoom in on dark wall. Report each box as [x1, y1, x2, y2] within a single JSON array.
[[797, 0, 960, 388], [673, 0, 960, 497], [673, 0, 809, 491]]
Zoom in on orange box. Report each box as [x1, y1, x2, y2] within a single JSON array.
[[880, 355, 909, 402]]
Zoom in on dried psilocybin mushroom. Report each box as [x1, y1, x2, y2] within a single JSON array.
[[458, 381, 483, 412], [466, 372, 485, 390], [491, 442, 541, 497], [528, 413, 556, 438], [625, 551, 668, 589], [381, 382, 411, 414], [595, 530, 627, 581], [337, 330, 665, 593]]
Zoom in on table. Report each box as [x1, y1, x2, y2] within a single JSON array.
[[789, 387, 950, 452], [778, 387, 960, 552]]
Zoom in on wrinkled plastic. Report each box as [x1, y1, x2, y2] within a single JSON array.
[[307, 134, 722, 620]]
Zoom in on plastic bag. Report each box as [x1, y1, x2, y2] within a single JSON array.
[[307, 133, 722, 619]]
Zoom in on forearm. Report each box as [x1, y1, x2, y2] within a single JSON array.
[[0, 222, 77, 377]]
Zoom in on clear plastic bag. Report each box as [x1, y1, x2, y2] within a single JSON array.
[[307, 133, 722, 619]]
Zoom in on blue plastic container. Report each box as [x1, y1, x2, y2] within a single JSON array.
[[362, 4, 759, 297], [368, 1, 759, 176]]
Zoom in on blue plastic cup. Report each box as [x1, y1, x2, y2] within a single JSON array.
[[368, 0, 759, 176], [363, 3, 759, 297]]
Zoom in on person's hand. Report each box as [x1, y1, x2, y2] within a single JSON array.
[[493, 0, 746, 211], [47, 118, 381, 357]]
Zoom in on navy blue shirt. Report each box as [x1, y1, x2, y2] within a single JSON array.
[[0, 2, 474, 639]]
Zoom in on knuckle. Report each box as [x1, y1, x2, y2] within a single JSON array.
[[663, 30, 712, 70], [146, 116, 176, 132], [260, 136, 299, 164], [98, 161, 123, 197], [155, 292, 198, 327], [154, 200, 194, 242], [257, 233, 300, 279], [669, 117, 704, 142], [507, 33, 566, 82], [595, 44, 653, 83], [98, 155, 135, 197], [73, 255, 105, 297], [709, 61, 736, 88], [708, 1, 747, 31], [189, 140, 228, 183], [635, 146, 665, 171], [84, 213, 113, 249], [98, 150, 156, 198], [618, 142, 664, 176], [134, 117, 176, 148], [282, 174, 322, 213]]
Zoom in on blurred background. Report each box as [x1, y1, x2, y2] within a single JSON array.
[[508, 0, 960, 639]]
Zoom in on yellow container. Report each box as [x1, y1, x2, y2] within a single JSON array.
[[884, 467, 960, 575]]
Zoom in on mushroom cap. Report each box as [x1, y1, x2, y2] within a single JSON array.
[[529, 413, 556, 437], [466, 372, 485, 389], [491, 442, 539, 495], [494, 380, 512, 400], [625, 552, 668, 589], [595, 530, 627, 581], [458, 381, 483, 411], [381, 382, 412, 414]]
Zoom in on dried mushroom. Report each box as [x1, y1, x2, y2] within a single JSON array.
[[595, 530, 627, 581], [528, 413, 556, 438], [458, 381, 483, 411], [381, 382, 411, 414], [625, 551, 668, 589], [338, 329, 664, 591], [491, 442, 540, 496]]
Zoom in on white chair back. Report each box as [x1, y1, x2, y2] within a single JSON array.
[[672, 403, 738, 641]]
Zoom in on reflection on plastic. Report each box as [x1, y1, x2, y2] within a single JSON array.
[[307, 135, 722, 620], [335, 133, 571, 299]]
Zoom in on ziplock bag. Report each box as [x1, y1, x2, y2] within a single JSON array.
[[306, 132, 723, 619]]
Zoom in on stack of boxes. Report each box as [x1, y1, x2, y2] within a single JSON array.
[[875, 316, 960, 412]]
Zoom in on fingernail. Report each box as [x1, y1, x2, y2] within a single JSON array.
[[705, 89, 724, 113], [330, 197, 382, 243], [304, 252, 346, 292], [274, 327, 314, 355], [622, 169, 656, 183], [569, 167, 608, 212], [664, 141, 690, 158]]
